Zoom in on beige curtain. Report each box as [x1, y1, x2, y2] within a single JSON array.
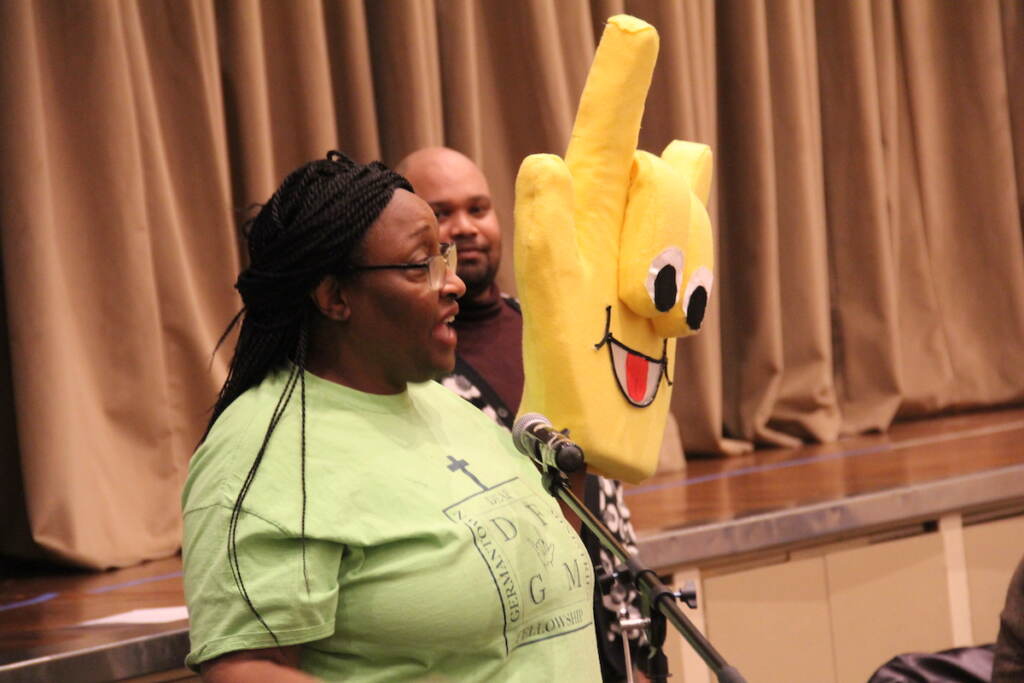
[[0, 0, 1020, 568], [0, 1, 239, 568], [713, 0, 1024, 448]]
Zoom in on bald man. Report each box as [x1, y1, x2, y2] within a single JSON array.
[[398, 147, 644, 683], [397, 148, 503, 305]]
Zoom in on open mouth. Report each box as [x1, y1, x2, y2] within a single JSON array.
[[594, 306, 670, 407], [432, 306, 459, 347]]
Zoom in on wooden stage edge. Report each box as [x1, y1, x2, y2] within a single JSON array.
[[0, 405, 1022, 681], [626, 405, 1024, 570]]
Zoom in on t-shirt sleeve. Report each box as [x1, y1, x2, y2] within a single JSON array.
[[182, 503, 344, 671]]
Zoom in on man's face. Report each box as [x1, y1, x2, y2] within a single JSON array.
[[401, 150, 502, 301]]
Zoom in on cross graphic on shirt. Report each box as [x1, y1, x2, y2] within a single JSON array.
[[447, 455, 487, 491]]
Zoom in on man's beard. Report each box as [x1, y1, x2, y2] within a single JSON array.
[[458, 264, 498, 301]]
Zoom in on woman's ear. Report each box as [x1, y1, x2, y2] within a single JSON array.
[[311, 275, 351, 321]]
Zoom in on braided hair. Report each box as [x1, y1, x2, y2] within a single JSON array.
[[206, 150, 411, 643]]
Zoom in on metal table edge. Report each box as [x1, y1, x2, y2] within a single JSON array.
[[636, 463, 1024, 570], [0, 624, 189, 683]]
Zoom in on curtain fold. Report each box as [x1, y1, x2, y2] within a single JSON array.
[[1003, 1, 1024, 200], [365, 0, 444, 162], [717, 0, 795, 447], [763, 0, 839, 445], [0, 0, 237, 567], [816, 0, 905, 435], [894, 0, 1024, 415], [0, 0, 1020, 567]]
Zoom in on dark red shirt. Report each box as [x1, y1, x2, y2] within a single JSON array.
[[452, 283, 524, 416]]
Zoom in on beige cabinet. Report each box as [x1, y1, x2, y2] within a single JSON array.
[[662, 512, 1022, 683]]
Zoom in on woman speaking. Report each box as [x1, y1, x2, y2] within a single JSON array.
[[181, 152, 600, 681]]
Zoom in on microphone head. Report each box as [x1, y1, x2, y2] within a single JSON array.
[[554, 444, 585, 473], [512, 412, 551, 455]]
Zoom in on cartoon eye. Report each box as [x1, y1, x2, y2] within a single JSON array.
[[646, 247, 684, 313], [682, 266, 713, 330]]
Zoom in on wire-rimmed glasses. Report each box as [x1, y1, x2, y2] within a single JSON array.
[[349, 242, 457, 291]]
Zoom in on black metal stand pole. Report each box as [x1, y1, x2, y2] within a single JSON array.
[[542, 467, 746, 683]]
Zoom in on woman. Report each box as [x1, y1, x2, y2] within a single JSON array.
[[182, 152, 600, 681]]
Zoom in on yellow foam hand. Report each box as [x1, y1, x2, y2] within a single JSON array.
[[514, 15, 714, 483]]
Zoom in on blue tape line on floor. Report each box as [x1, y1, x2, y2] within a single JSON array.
[[0, 570, 183, 612], [0, 591, 58, 612]]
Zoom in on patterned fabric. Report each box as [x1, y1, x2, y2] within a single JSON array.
[[439, 363, 510, 427], [580, 475, 647, 682], [592, 477, 645, 646]]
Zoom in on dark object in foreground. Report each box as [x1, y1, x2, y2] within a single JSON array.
[[868, 644, 994, 682]]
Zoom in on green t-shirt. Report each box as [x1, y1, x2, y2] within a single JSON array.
[[182, 368, 600, 681]]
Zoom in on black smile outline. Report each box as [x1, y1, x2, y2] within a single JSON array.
[[593, 306, 671, 407]]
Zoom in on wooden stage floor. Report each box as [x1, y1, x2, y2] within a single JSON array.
[[626, 406, 1024, 568], [628, 406, 1024, 534], [1, 406, 1022, 680], [0, 555, 190, 682]]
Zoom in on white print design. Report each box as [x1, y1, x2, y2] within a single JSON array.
[[444, 478, 593, 654]]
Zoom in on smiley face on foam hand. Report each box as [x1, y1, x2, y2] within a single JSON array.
[[514, 15, 714, 484]]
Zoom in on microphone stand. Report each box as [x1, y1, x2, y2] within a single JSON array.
[[540, 466, 746, 683]]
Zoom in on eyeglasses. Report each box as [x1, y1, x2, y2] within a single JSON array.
[[349, 242, 458, 291]]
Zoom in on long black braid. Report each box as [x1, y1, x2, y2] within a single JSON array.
[[204, 151, 411, 643]]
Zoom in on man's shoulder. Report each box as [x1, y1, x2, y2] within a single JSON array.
[[500, 293, 521, 314]]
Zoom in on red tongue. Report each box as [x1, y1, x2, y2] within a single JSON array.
[[625, 352, 649, 402]]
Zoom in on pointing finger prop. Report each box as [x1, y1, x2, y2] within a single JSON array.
[[514, 15, 715, 483]]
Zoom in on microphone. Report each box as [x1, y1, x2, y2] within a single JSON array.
[[512, 413, 585, 473]]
